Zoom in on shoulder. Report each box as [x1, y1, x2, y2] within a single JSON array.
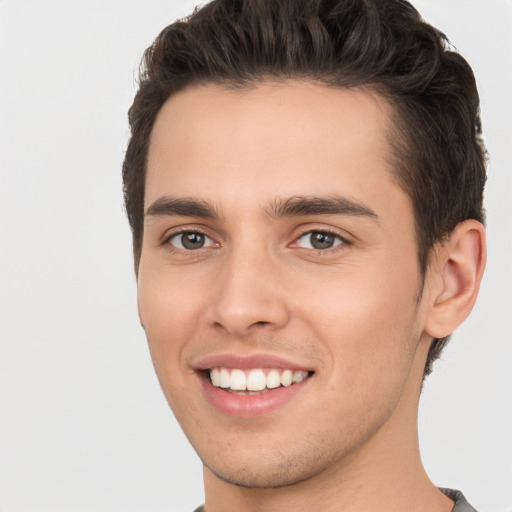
[[441, 488, 479, 512]]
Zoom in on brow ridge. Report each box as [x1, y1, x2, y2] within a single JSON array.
[[144, 194, 379, 222], [145, 196, 218, 219], [266, 195, 379, 220]]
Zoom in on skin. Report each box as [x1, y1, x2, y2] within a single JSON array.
[[137, 81, 485, 512]]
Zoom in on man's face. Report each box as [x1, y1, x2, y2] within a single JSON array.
[[138, 81, 433, 488]]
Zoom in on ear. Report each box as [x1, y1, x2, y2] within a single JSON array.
[[424, 220, 486, 339]]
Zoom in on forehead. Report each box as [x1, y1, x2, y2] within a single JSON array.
[[146, 80, 406, 218]]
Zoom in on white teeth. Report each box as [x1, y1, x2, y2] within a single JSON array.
[[219, 368, 230, 388], [281, 369, 293, 387], [230, 369, 247, 391], [247, 369, 266, 391], [210, 368, 221, 387], [209, 367, 310, 392], [293, 371, 308, 383], [266, 369, 281, 389]]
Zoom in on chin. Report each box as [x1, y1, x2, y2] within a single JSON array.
[[199, 438, 346, 490], [205, 460, 320, 489]]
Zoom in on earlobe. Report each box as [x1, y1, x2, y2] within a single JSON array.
[[424, 220, 486, 339]]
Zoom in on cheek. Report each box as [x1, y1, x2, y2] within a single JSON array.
[[137, 268, 202, 383], [297, 257, 422, 384], [294, 271, 421, 440]]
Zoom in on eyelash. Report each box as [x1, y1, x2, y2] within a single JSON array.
[[162, 228, 351, 254]]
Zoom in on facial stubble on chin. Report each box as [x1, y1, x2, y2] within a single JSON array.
[[203, 436, 336, 489]]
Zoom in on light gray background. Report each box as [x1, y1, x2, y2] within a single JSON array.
[[0, 1, 510, 511]]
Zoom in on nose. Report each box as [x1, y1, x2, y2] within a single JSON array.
[[207, 246, 290, 337]]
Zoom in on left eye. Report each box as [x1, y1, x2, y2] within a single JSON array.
[[296, 231, 344, 250], [168, 231, 216, 250]]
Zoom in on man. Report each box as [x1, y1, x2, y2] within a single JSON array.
[[122, 1, 487, 511]]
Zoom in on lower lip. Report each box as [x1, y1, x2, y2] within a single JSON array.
[[199, 373, 312, 418]]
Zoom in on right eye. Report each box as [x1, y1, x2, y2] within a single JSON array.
[[167, 231, 216, 250]]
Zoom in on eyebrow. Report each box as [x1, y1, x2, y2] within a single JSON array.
[[266, 195, 379, 221], [145, 197, 218, 219], [144, 194, 379, 222]]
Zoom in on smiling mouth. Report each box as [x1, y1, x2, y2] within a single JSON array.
[[206, 367, 314, 394]]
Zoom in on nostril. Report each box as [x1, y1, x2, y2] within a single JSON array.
[[250, 321, 271, 328]]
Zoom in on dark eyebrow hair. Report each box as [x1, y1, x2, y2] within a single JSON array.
[[266, 195, 379, 220], [145, 197, 218, 219], [145, 194, 378, 222]]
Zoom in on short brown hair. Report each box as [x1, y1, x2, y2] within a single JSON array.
[[122, 0, 487, 376]]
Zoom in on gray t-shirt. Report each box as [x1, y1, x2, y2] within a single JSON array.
[[442, 488, 479, 511], [193, 488, 478, 511]]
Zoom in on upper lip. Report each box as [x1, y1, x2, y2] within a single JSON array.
[[191, 353, 314, 372]]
